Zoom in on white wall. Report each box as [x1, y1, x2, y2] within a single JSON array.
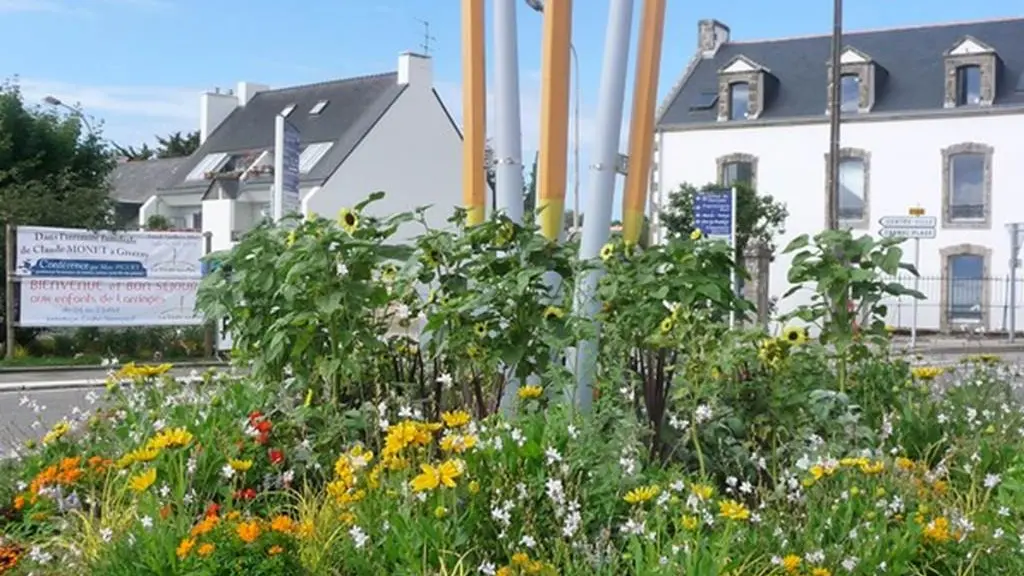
[[306, 82, 462, 241], [658, 113, 1024, 332]]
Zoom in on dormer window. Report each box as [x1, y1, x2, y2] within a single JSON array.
[[309, 100, 329, 115], [956, 65, 982, 106], [281, 104, 296, 117], [716, 55, 770, 121], [728, 83, 749, 120], [944, 36, 997, 108], [828, 47, 879, 114]]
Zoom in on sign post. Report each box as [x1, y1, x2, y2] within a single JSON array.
[[1008, 223, 1023, 342], [879, 208, 936, 348], [4, 223, 14, 360], [273, 115, 302, 223], [694, 187, 738, 326]]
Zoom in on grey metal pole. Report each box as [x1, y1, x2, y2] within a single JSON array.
[[1010, 224, 1020, 342], [493, 0, 525, 224], [911, 237, 919, 348], [825, 0, 843, 230], [571, 44, 581, 234], [570, 0, 635, 411], [4, 223, 14, 360]]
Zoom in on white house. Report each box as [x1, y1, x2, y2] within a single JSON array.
[[140, 52, 463, 252], [653, 17, 1024, 333]]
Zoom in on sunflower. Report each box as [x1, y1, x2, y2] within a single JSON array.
[[129, 468, 157, 493], [659, 316, 676, 335], [599, 243, 615, 262], [473, 323, 488, 338], [781, 325, 809, 345], [337, 208, 359, 234], [690, 228, 702, 240], [543, 306, 565, 321]]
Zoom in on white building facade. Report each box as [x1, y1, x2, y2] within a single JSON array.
[[139, 52, 462, 252], [654, 17, 1024, 333]]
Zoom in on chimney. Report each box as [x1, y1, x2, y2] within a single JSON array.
[[200, 88, 237, 144], [698, 19, 730, 58], [398, 52, 432, 88], [237, 81, 270, 106]]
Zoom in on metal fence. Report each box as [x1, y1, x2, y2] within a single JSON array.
[[879, 275, 1024, 335]]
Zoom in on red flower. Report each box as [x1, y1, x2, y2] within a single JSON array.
[[205, 502, 220, 518], [255, 420, 272, 434], [256, 432, 270, 446], [235, 488, 257, 500], [248, 411, 263, 422], [268, 449, 285, 465]]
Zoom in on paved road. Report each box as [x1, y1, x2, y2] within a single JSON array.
[[0, 366, 213, 452]]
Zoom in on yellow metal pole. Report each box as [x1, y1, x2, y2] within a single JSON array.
[[461, 0, 487, 226], [621, 0, 666, 245], [536, 0, 573, 241]]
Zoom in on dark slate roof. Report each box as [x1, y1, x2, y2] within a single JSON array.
[[162, 72, 406, 190], [659, 17, 1024, 127], [110, 157, 190, 203]]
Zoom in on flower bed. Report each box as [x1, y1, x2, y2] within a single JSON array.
[[0, 201, 1022, 575]]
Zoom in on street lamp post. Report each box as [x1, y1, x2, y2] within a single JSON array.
[[43, 96, 97, 135], [525, 0, 580, 235]]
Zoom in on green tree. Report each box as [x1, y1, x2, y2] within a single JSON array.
[[523, 152, 538, 215], [114, 142, 155, 160], [659, 182, 788, 257], [0, 81, 115, 227], [155, 130, 199, 158], [1, 81, 118, 351]]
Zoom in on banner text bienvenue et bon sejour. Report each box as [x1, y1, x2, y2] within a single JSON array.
[[15, 226, 205, 327]]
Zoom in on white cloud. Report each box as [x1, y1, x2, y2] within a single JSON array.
[[0, 0, 170, 15], [18, 78, 199, 145]]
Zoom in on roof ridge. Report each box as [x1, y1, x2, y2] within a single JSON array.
[[729, 15, 1024, 46], [259, 71, 397, 96]]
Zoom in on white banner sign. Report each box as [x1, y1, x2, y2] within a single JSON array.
[[19, 278, 203, 327], [15, 226, 203, 279]]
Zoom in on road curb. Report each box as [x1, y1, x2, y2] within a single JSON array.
[[896, 345, 1024, 355], [0, 360, 227, 374], [0, 375, 206, 393]]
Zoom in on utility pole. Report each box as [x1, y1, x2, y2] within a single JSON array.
[[493, 0, 525, 224], [825, 0, 843, 230]]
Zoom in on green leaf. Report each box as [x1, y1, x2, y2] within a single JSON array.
[[783, 235, 810, 254]]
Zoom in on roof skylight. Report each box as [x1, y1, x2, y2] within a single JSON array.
[[281, 104, 296, 117], [299, 142, 334, 173], [309, 100, 329, 115], [185, 152, 228, 181]]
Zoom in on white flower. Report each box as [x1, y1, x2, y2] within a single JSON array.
[[100, 528, 113, 542], [740, 481, 754, 494], [998, 506, 1010, 517], [152, 419, 166, 431], [349, 525, 369, 549], [544, 446, 563, 465], [567, 424, 579, 439], [841, 556, 858, 571], [621, 518, 645, 536], [984, 473, 1001, 489], [159, 484, 171, 498], [520, 534, 536, 549], [140, 516, 153, 529], [510, 428, 526, 448], [478, 561, 497, 575], [221, 464, 235, 479], [437, 373, 454, 389], [695, 404, 713, 423], [337, 262, 349, 276]]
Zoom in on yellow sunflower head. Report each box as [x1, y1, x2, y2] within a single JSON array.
[[337, 208, 359, 234]]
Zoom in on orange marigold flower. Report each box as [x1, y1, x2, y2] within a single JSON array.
[[268, 545, 284, 556], [270, 515, 294, 533], [237, 520, 261, 543], [176, 538, 195, 560], [197, 543, 215, 557]]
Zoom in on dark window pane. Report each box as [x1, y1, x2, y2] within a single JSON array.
[[840, 75, 860, 112], [723, 161, 752, 186], [838, 158, 865, 220], [948, 254, 984, 321], [956, 66, 981, 106], [729, 83, 749, 120], [950, 153, 985, 220]]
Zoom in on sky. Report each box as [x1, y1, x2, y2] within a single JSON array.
[[0, 0, 1021, 210]]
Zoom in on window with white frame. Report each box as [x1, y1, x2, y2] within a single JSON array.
[[837, 157, 866, 222], [840, 74, 860, 112], [942, 143, 992, 228]]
